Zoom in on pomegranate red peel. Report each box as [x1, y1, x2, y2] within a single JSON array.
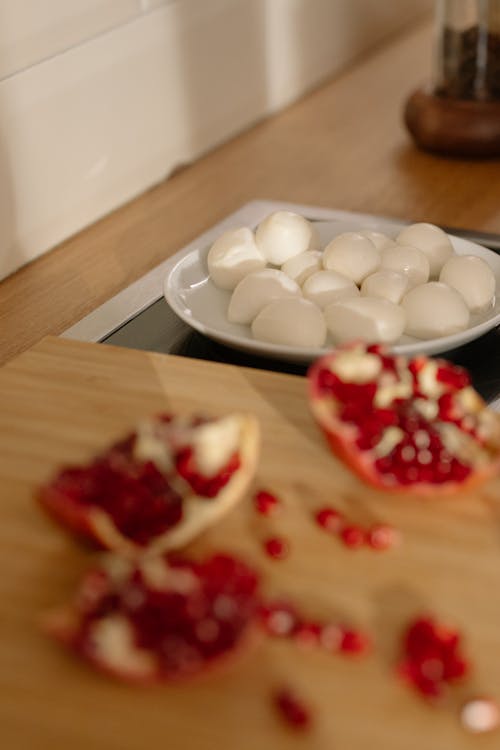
[[38, 413, 260, 558], [308, 343, 500, 495], [43, 552, 261, 684]]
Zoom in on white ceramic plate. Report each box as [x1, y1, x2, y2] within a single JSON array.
[[163, 218, 500, 364]]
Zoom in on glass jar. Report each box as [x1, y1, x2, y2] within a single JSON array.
[[436, 0, 500, 100], [405, 0, 500, 156]]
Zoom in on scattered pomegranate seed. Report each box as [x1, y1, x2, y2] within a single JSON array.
[[340, 628, 371, 655], [315, 507, 343, 533], [259, 602, 299, 637], [314, 506, 400, 553], [263, 536, 289, 560], [273, 688, 312, 731], [340, 525, 366, 549], [367, 524, 401, 551], [259, 601, 370, 664], [254, 489, 280, 516], [319, 623, 343, 652], [293, 622, 322, 648], [460, 697, 500, 734], [398, 616, 469, 699]]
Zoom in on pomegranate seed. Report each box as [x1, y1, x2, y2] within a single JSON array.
[[340, 628, 371, 655], [259, 602, 299, 637], [319, 623, 343, 652], [460, 697, 500, 734], [254, 490, 280, 516], [367, 524, 401, 551], [340, 525, 365, 549], [264, 536, 289, 560], [314, 506, 343, 533], [294, 622, 322, 648], [274, 688, 312, 730]]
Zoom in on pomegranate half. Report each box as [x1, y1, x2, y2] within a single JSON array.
[[308, 343, 500, 494], [38, 413, 260, 556], [44, 552, 260, 683]]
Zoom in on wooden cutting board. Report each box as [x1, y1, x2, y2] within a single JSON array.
[[1, 336, 499, 750]]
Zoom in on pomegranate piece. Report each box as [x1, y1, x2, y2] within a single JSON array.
[[37, 413, 260, 557], [273, 688, 312, 731], [44, 552, 260, 683], [398, 616, 469, 699], [308, 343, 500, 494]]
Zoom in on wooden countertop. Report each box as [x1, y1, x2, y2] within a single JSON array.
[[3, 336, 500, 749], [1, 20, 499, 366]]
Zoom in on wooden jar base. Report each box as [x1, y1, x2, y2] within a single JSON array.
[[404, 88, 500, 158]]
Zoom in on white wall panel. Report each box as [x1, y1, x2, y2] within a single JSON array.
[[0, 0, 139, 80], [0, 0, 432, 280]]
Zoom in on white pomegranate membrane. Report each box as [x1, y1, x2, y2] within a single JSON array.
[[308, 343, 500, 492]]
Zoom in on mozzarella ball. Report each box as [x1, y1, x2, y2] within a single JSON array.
[[379, 245, 430, 287], [251, 298, 327, 348], [282, 250, 322, 286], [207, 227, 266, 290], [439, 255, 496, 313], [401, 282, 470, 339], [302, 270, 360, 308], [255, 211, 316, 265], [361, 270, 410, 304], [396, 223, 454, 278], [359, 229, 397, 251], [324, 296, 406, 345], [227, 269, 300, 324], [323, 232, 379, 284]]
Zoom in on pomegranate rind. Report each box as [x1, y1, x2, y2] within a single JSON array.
[[37, 413, 260, 557], [43, 553, 261, 684], [307, 346, 500, 495]]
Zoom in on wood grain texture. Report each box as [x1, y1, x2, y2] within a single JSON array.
[[1, 19, 500, 365], [1, 336, 500, 749]]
